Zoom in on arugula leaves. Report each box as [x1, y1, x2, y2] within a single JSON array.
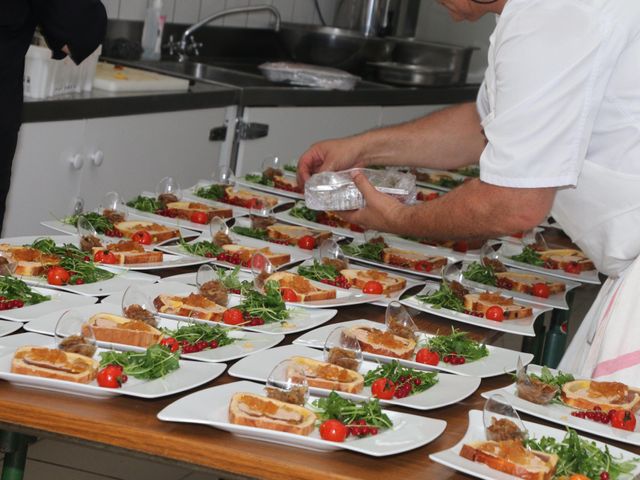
[[290, 203, 317, 222], [422, 327, 489, 362], [364, 361, 438, 394], [160, 323, 236, 347], [529, 366, 574, 390], [0, 276, 50, 305], [62, 212, 114, 234], [297, 259, 339, 282], [462, 261, 497, 286], [342, 242, 385, 262], [237, 281, 289, 323], [524, 429, 638, 480], [245, 173, 274, 187], [283, 164, 297, 173], [215, 265, 243, 291], [126, 195, 162, 213], [231, 226, 269, 241], [194, 184, 226, 201], [99, 344, 180, 380], [311, 391, 393, 428], [511, 246, 545, 266], [416, 282, 464, 312], [179, 238, 223, 257]]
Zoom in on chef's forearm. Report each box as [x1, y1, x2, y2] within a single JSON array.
[[393, 179, 556, 239], [357, 102, 486, 170]]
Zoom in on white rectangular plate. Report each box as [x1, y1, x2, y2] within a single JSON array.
[[102, 281, 337, 336], [0, 286, 97, 322], [401, 281, 552, 337], [0, 334, 226, 399], [228, 344, 480, 411], [498, 242, 601, 285], [293, 319, 533, 378], [482, 364, 640, 447], [157, 380, 447, 456], [23, 302, 285, 363], [0, 321, 23, 338], [430, 410, 640, 480], [235, 175, 304, 200], [460, 261, 581, 310], [156, 233, 312, 273], [183, 184, 292, 216], [290, 258, 423, 307], [40, 213, 199, 246]]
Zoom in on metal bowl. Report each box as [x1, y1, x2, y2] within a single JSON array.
[[277, 23, 393, 71]]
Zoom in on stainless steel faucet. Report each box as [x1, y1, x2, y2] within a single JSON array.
[[170, 5, 282, 62]]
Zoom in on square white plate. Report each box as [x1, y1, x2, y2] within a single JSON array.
[[498, 242, 601, 285], [290, 258, 423, 307], [183, 184, 292, 216], [482, 364, 640, 447], [0, 285, 97, 322], [430, 410, 640, 480], [228, 344, 480, 411], [102, 281, 338, 336], [0, 334, 226, 399], [401, 281, 552, 337], [156, 232, 312, 273], [158, 380, 447, 456], [41, 213, 199, 246], [235, 174, 304, 200], [460, 260, 581, 310], [23, 302, 285, 363], [293, 319, 533, 378]]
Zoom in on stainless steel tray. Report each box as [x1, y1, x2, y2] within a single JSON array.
[[368, 62, 456, 87]]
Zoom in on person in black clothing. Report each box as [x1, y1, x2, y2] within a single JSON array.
[[0, 0, 107, 234]]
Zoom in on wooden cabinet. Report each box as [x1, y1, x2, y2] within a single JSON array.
[[3, 107, 232, 237]]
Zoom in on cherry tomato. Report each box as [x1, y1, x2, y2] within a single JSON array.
[[280, 287, 299, 302], [160, 337, 179, 352], [568, 475, 590, 480], [362, 280, 384, 295], [563, 262, 582, 274], [319, 419, 348, 442], [222, 308, 245, 325], [511, 232, 524, 239], [371, 378, 396, 400], [610, 409, 636, 431], [297, 235, 315, 250], [94, 250, 117, 264], [97, 364, 127, 388], [415, 348, 440, 366], [47, 266, 70, 286], [453, 241, 469, 253], [131, 230, 152, 245], [414, 260, 433, 272], [531, 283, 551, 298], [485, 306, 505, 322], [425, 192, 439, 201], [190, 211, 209, 224]]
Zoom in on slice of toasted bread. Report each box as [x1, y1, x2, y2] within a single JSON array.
[[229, 392, 316, 435], [538, 249, 595, 271], [561, 380, 640, 412], [272, 175, 303, 193], [153, 293, 226, 321], [11, 346, 98, 384], [0, 244, 61, 276], [495, 272, 566, 295], [266, 225, 332, 245], [165, 201, 232, 221], [93, 241, 164, 265], [115, 221, 179, 243], [225, 186, 279, 208], [460, 440, 558, 480], [289, 356, 364, 394], [221, 244, 291, 267], [464, 292, 533, 319], [340, 269, 407, 296], [382, 247, 448, 272], [345, 325, 416, 360], [83, 313, 162, 348], [266, 272, 336, 302]]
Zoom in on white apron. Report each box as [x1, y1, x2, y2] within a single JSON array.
[[554, 161, 640, 382]]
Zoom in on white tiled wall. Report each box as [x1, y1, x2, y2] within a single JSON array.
[[103, 0, 338, 28]]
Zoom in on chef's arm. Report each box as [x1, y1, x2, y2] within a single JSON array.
[[339, 175, 556, 239], [30, 0, 107, 64]]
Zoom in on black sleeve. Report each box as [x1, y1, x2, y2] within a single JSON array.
[[30, 0, 107, 64]]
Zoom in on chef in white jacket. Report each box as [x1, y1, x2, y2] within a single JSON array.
[[297, 0, 640, 383]]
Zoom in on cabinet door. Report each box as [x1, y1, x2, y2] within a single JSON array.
[[3, 120, 85, 237], [379, 105, 447, 127], [81, 107, 231, 207], [235, 106, 381, 175]]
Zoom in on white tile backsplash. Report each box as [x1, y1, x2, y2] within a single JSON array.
[[101, 0, 120, 18], [199, 0, 228, 25], [222, 0, 249, 26], [246, 0, 274, 28], [119, 0, 149, 20], [173, 0, 203, 24], [291, 0, 315, 25]]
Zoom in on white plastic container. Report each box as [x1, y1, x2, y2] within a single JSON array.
[[23, 44, 101, 99], [141, 0, 165, 61]]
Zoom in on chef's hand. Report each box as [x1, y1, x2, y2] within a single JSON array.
[[297, 137, 366, 186], [337, 171, 408, 233]]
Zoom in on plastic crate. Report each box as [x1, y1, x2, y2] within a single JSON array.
[[23, 44, 101, 99]]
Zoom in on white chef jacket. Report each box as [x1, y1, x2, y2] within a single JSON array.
[[477, 0, 640, 277], [476, 0, 640, 381]]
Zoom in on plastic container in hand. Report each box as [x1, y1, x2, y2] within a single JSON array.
[[304, 168, 416, 211]]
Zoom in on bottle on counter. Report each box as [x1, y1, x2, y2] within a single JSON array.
[[141, 0, 165, 60]]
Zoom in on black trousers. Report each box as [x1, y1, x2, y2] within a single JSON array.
[[0, 128, 17, 235]]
